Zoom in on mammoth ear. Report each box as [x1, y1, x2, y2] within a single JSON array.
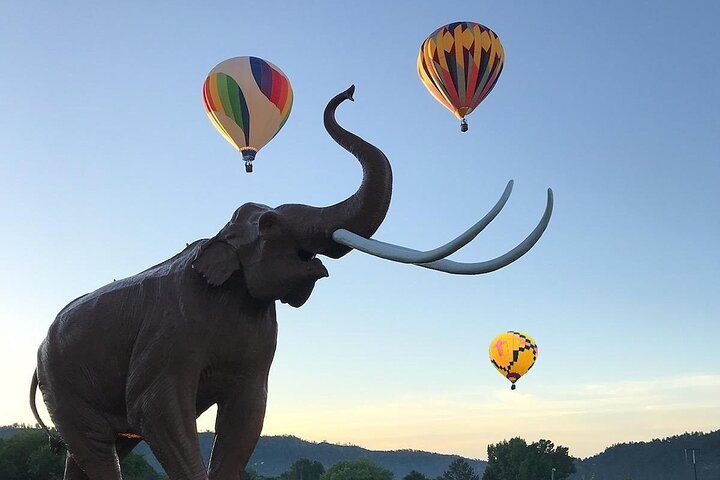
[[192, 240, 241, 286], [258, 211, 282, 239]]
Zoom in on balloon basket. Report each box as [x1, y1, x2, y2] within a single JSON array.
[[460, 119, 468, 132], [511, 384, 516, 390], [241, 149, 257, 174]]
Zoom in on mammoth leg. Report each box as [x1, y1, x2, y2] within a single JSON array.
[[49, 394, 122, 479], [63, 457, 91, 480], [62, 446, 120, 480], [59, 427, 122, 480], [135, 409, 207, 479], [63, 436, 142, 479], [207, 376, 268, 479], [129, 381, 207, 479]]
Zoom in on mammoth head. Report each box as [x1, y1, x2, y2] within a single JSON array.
[[193, 86, 553, 306], [193, 203, 332, 307], [193, 86, 393, 307]]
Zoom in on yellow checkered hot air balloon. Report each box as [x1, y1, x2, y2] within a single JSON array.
[[489, 331, 538, 390], [418, 21, 505, 132]]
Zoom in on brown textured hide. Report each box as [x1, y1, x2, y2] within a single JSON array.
[[31, 86, 393, 480]]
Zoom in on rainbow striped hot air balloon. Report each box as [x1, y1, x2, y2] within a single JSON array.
[[418, 22, 504, 132], [203, 56, 293, 172]]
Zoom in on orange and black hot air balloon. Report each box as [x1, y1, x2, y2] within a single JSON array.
[[418, 22, 505, 132]]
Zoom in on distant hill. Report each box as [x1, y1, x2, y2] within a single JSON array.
[[134, 434, 486, 478], [571, 430, 720, 480], [1, 426, 485, 478]]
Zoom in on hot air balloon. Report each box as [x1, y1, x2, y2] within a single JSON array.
[[417, 21, 504, 132], [489, 331, 537, 390], [203, 56, 293, 173]]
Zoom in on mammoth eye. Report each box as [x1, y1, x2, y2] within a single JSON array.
[[298, 250, 315, 261]]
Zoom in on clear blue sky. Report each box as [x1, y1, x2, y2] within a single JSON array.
[[1, 0, 718, 460]]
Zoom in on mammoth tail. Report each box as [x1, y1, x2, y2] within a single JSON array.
[[30, 370, 65, 453]]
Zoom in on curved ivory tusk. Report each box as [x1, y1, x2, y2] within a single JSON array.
[[331, 180, 514, 263], [417, 188, 554, 275]]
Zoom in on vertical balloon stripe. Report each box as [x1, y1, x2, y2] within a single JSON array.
[[271, 90, 292, 141], [214, 74, 234, 121], [429, 60, 456, 110], [249, 55, 292, 114], [224, 76, 243, 124], [249, 56, 263, 90], [471, 26, 483, 67], [477, 57, 503, 104], [202, 78, 216, 112], [453, 52, 467, 107], [445, 51, 459, 97], [461, 46, 473, 106], [454, 24, 471, 108], [256, 57, 270, 94], [465, 55, 481, 111], [426, 38, 459, 110], [250, 56, 273, 104], [269, 68, 281, 106], [277, 75, 288, 114], [278, 80, 292, 121], [214, 73, 250, 147], [478, 48, 490, 87], [439, 67, 461, 113], [468, 50, 491, 109], [234, 82, 251, 147], [261, 59, 274, 98], [436, 32, 451, 71], [418, 49, 456, 114], [208, 75, 224, 114], [203, 76, 239, 148], [468, 51, 501, 110]]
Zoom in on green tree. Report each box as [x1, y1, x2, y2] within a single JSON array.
[[0, 429, 161, 480], [280, 458, 325, 480], [0, 437, 21, 480], [0, 430, 64, 480], [439, 458, 479, 480], [320, 457, 393, 480], [403, 470, 430, 480], [121, 452, 163, 480], [482, 437, 528, 480], [242, 468, 269, 479], [26, 444, 65, 480], [482, 437, 575, 480]]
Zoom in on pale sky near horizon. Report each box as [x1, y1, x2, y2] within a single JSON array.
[[1, 0, 719, 461]]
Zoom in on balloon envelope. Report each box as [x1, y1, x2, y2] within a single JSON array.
[[488, 331, 537, 389], [417, 22, 504, 130], [203, 56, 293, 172]]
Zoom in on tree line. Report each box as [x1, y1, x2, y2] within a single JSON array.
[[243, 437, 575, 480], [0, 428, 160, 480], [1, 425, 574, 480], [242, 456, 482, 480]]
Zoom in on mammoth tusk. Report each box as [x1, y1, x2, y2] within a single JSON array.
[[417, 188, 554, 275], [331, 180, 514, 264]]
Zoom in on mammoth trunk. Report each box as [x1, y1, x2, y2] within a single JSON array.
[[317, 86, 393, 258], [276, 86, 393, 259]]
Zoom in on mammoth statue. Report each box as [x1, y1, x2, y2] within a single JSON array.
[[30, 86, 552, 480]]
